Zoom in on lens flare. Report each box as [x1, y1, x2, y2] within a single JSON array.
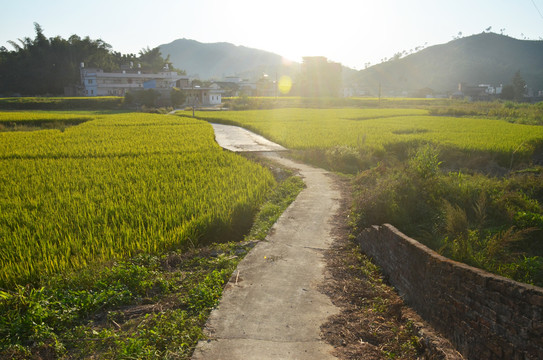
[[278, 75, 292, 95]]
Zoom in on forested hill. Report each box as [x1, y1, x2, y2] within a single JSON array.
[[352, 33, 543, 94], [159, 38, 300, 80]]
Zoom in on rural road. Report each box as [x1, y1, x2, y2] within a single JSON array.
[[191, 124, 341, 359]]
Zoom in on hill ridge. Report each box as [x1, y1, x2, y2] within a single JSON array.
[[160, 33, 543, 95], [353, 32, 543, 95], [159, 38, 300, 80]]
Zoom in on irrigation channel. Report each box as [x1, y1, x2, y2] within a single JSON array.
[[192, 123, 342, 359]]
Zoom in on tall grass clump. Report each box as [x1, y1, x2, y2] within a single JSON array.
[[353, 145, 543, 286]]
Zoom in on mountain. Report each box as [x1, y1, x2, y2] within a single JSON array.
[[159, 38, 301, 80], [352, 33, 543, 95]]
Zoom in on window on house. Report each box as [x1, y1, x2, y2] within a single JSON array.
[[88, 79, 93, 84]]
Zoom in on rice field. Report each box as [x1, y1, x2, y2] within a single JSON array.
[[0, 112, 275, 288], [0, 96, 124, 110], [0, 111, 94, 123], [185, 108, 543, 158]]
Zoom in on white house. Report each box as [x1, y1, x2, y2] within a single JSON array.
[[80, 64, 189, 96], [184, 84, 223, 106]]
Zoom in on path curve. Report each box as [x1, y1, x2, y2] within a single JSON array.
[[192, 124, 340, 359], [211, 123, 287, 152]]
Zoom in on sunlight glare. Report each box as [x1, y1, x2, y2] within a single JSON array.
[[278, 75, 292, 95]]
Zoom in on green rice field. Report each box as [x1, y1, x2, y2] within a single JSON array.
[[0, 112, 275, 288], [184, 108, 543, 159]]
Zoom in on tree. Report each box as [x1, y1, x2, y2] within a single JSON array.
[[0, 24, 124, 95], [512, 71, 526, 101], [391, 52, 403, 61], [125, 89, 161, 107], [0, 25, 184, 96], [170, 87, 186, 107], [138, 47, 172, 73], [501, 85, 515, 100]]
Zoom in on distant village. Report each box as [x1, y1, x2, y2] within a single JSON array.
[[78, 63, 295, 107], [78, 56, 341, 106], [78, 57, 543, 106]]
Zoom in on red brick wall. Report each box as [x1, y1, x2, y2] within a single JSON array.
[[356, 224, 543, 359]]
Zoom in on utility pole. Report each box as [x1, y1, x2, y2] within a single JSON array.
[[192, 82, 195, 118], [378, 82, 382, 107]]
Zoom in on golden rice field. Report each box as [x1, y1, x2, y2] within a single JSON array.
[[0, 111, 93, 123], [185, 108, 543, 158], [0, 112, 275, 288]]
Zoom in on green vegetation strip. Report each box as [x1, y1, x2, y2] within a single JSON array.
[[0, 97, 124, 110]]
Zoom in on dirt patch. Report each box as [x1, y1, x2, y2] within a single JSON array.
[[320, 174, 462, 360]]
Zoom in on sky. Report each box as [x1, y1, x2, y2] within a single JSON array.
[[1, 0, 543, 70]]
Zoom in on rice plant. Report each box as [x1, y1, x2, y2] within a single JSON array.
[[0, 112, 275, 288], [185, 108, 543, 160]]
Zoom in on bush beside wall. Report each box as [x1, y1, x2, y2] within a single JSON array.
[[357, 224, 543, 359]]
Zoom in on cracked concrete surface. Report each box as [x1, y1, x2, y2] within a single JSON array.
[[192, 124, 340, 359]]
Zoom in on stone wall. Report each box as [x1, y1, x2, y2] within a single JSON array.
[[356, 224, 543, 360]]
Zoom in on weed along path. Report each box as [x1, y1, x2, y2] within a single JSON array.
[[192, 124, 341, 359]]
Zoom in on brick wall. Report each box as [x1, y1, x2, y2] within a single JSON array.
[[356, 224, 543, 359]]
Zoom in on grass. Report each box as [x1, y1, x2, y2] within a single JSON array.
[[0, 156, 304, 359], [353, 146, 543, 286]]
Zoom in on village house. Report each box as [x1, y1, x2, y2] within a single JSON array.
[[454, 82, 503, 101], [184, 83, 223, 106], [80, 63, 225, 106], [79, 63, 189, 97], [212, 76, 257, 97]]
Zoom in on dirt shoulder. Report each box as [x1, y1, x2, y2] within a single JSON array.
[[206, 123, 462, 359], [320, 174, 463, 360]]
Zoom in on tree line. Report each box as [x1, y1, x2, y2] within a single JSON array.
[[0, 23, 179, 96]]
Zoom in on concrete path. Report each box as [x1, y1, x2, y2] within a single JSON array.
[[192, 124, 340, 359], [211, 123, 287, 152]]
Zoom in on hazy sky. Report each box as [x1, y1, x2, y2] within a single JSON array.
[[1, 0, 542, 70]]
